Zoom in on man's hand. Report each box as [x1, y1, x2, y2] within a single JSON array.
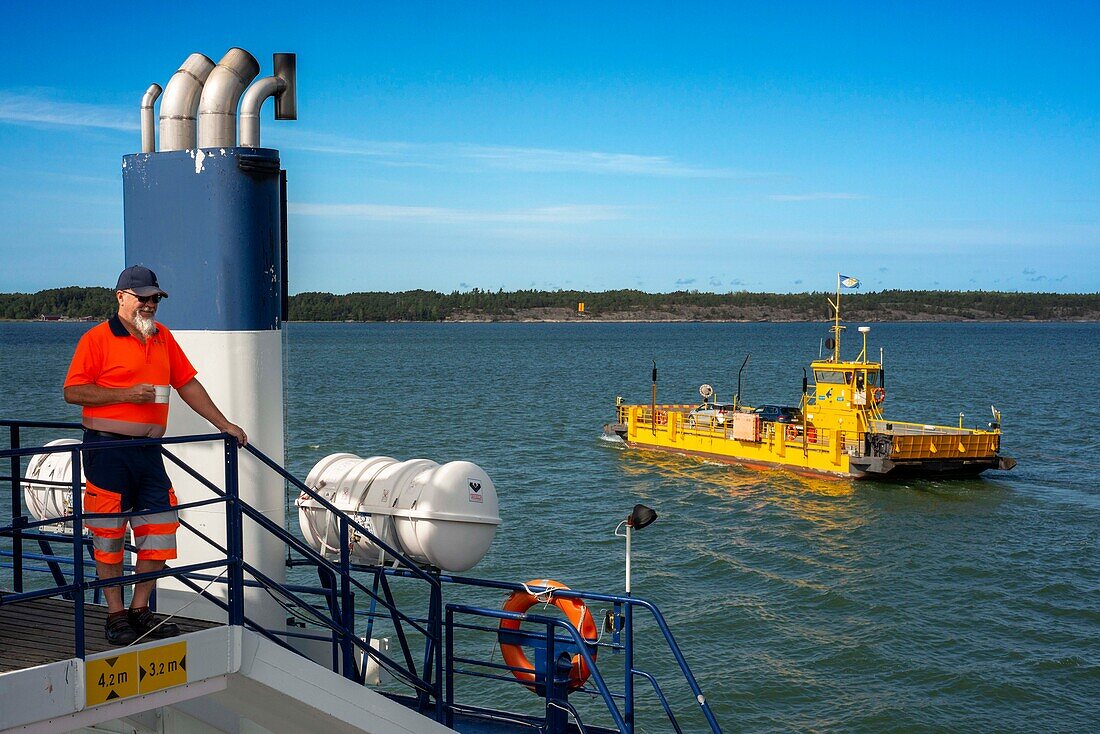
[[127, 384, 157, 403], [223, 423, 248, 447]]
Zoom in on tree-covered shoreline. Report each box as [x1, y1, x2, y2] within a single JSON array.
[[2, 286, 1097, 322]]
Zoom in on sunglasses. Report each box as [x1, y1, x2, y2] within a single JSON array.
[[122, 291, 162, 304]]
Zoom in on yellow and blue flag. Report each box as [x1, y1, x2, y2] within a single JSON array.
[[839, 275, 861, 288]]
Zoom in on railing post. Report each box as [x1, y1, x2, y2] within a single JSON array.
[[444, 606, 454, 728], [545, 619, 566, 733], [225, 437, 244, 626], [432, 582, 444, 723], [10, 425, 22, 592], [71, 446, 86, 659], [338, 516, 356, 679], [624, 602, 635, 733]]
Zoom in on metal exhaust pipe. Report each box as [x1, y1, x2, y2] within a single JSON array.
[[159, 53, 216, 151], [198, 48, 260, 148], [240, 54, 297, 148], [140, 84, 162, 153]]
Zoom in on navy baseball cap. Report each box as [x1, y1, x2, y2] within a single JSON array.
[[115, 266, 168, 298]]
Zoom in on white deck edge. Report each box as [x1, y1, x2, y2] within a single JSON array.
[[0, 625, 453, 734]]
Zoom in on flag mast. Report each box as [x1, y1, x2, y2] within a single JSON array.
[[826, 272, 843, 362], [828, 273, 860, 362], [834, 272, 842, 361]]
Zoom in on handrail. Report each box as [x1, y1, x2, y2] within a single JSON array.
[[415, 573, 721, 733], [2, 419, 721, 733], [447, 605, 629, 732], [0, 422, 444, 710], [868, 418, 996, 436]]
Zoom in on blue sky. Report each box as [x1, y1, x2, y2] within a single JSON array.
[[1, 2, 1097, 294]]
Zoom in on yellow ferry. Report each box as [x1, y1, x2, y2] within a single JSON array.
[[604, 277, 1017, 479]]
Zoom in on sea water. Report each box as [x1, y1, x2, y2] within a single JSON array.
[[1, 321, 1096, 731]]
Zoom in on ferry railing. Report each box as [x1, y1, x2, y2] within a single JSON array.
[[868, 419, 994, 436], [346, 571, 723, 733], [2, 420, 722, 733], [0, 419, 446, 719], [447, 605, 628, 732]]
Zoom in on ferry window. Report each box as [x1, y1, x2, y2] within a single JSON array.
[[814, 370, 846, 384], [867, 371, 880, 386], [856, 372, 865, 390]]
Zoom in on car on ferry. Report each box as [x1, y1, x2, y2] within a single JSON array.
[[687, 402, 737, 428], [752, 404, 803, 424]]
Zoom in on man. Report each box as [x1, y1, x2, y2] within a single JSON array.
[[63, 265, 248, 645]]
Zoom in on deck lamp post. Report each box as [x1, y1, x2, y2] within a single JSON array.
[[615, 504, 657, 732], [616, 504, 658, 594]]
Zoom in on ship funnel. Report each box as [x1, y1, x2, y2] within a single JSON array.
[[158, 53, 216, 151], [127, 46, 285, 630], [240, 53, 297, 148], [198, 48, 260, 148]]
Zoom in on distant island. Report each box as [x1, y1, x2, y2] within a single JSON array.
[[2, 286, 1098, 322]]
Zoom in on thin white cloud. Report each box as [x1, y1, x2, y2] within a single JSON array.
[[457, 144, 739, 178], [0, 89, 137, 132], [272, 129, 759, 179], [289, 202, 624, 224], [768, 192, 867, 201], [0, 165, 117, 186], [0, 97, 761, 180]]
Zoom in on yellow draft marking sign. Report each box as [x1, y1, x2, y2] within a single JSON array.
[[85, 641, 188, 707], [86, 651, 138, 706], [139, 641, 188, 693]]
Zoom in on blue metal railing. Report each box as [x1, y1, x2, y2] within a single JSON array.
[[283, 568, 724, 731], [0, 419, 444, 711], [1, 419, 722, 733], [437, 576, 721, 733]]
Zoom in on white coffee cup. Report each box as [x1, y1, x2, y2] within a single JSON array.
[[154, 385, 170, 404]]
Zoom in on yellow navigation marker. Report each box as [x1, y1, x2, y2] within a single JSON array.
[[86, 652, 139, 706], [578, 302, 585, 313], [85, 641, 188, 707], [139, 641, 188, 693]]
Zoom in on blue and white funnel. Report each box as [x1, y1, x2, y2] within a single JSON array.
[[120, 48, 296, 630]]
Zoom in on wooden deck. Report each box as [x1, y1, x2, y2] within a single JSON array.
[[0, 595, 218, 673]]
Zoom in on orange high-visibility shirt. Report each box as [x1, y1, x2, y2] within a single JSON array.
[[64, 316, 197, 437]]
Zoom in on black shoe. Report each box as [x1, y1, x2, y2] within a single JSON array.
[[128, 607, 180, 639], [105, 612, 138, 646]]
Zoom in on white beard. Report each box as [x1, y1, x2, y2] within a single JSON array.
[[133, 312, 157, 338]]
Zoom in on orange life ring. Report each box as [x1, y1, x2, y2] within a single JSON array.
[[785, 424, 798, 441], [872, 387, 886, 403], [806, 425, 817, 444], [498, 579, 598, 692]]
